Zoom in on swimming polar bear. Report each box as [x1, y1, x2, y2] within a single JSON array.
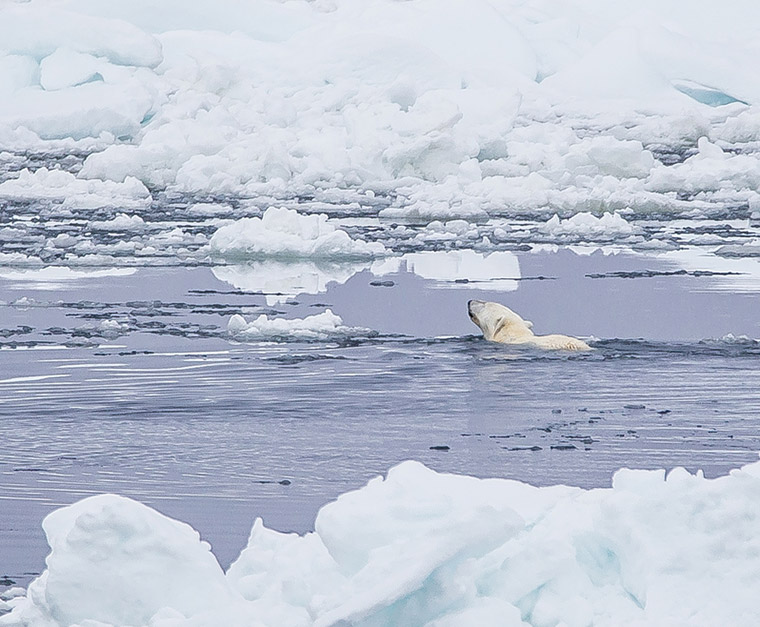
[[468, 300, 591, 351]]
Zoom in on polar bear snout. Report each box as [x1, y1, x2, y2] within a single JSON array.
[[468, 300, 486, 321]]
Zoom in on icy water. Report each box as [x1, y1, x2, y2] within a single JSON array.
[[2, 247, 760, 586]]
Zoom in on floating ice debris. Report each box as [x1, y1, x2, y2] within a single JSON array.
[[89, 214, 147, 231], [209, 207, 387, 261], [540, 212, 639, 240], [647, 137, 760, 196], [6, 459, 760, 626], [227, 310, 370, 341], [716, 238, 760, 258], [96, 319, 128, 338]]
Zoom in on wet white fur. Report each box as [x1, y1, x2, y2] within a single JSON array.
[[468, 300, 591, 351]]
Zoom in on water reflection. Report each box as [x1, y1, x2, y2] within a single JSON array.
[[212, 250, 521, 305], [212, 260, 369, 305]]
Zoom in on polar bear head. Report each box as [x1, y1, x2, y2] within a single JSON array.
[[468, 300, 534, 342]]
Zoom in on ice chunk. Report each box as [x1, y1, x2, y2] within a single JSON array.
[[0, 55, 39, 95], [0, 5, 162, 68], [7, 460, 760, 626], [648, 137, 760, 195], [0, 79, 156, 140], [89, 214, 147, 231], [540, 212, 639, 240], [39, 48, 103, 91], [5, 494, 238, 627], [227, 310, 370, 341], [540, 28, 688, 107], [209, 207, 386, 261], [0, 168, 150, 209]]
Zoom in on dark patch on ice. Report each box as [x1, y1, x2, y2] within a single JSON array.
[[551, 444, 577, 450], [506, 446, 542, 451], [0, 576, 16, 587], [624, 404, 646, 410], [369, 280, 395, 287], [429, 445, 450, 451]]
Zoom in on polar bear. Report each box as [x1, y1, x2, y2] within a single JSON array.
[[468, 300, 591, 351]]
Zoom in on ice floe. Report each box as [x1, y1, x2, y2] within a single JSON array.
[[227, 310, 371, 341], [5, 458, 760, 626], [540, 212, 640, 242], [209, 207, 386, 261]]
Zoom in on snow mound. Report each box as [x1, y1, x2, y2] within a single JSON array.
[[540, 211, 639, 241], [5, 459, 760, 626], [227, 310, 370, 341], [209, 207, 386, 261]]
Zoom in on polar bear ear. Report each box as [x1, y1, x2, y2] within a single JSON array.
[[524, 319, 534, 329]]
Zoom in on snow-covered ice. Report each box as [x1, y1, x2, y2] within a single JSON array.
[[4, 459, 760, 626]]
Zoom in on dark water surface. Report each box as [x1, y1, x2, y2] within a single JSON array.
[[1, 248, 759, 586]]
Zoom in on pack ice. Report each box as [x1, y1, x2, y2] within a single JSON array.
[[3, 459, 760, 626], [2, 0, 760, 223]]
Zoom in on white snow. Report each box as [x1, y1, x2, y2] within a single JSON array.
[[6, 459, 760, 626], [209, 207, 386, 261], [227, 310, 370, 341]]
